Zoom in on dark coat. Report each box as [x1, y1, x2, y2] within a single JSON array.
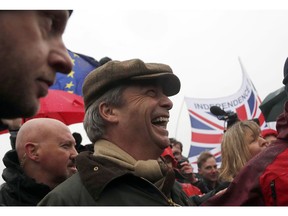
[[38, 151, 195, 206], [0, 150, 51, 206], [202, 102, 288, 206]]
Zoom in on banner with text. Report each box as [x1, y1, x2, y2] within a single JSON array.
[[184, 61, 266, 165]]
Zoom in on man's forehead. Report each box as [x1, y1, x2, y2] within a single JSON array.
[[202, 157, 217, 167], [172, 145, 181, 151]]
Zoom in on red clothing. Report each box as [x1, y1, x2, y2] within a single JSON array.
[[180, 183, 202, 197], [202, 102, 288, 206]]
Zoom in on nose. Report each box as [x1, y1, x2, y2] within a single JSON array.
[[48, 43, 73, 75], [160, 94, 173, 111], [73, 147, 78, 155], [69, 150, 78, 162], [70, 146, 78, 157], [259, 137, 269, 147], [211, 167, 218, 173]]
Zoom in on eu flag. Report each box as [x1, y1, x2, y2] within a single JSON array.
[[50, 50, 100, 96]]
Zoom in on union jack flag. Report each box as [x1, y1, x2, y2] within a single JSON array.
[[184, 59, 267, 166]]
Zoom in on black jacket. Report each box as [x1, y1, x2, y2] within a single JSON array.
[[193, 177, 228, 194], [0, 150, 51, 206]]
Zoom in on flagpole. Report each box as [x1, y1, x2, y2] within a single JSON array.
[[174, 97, 185, 138]]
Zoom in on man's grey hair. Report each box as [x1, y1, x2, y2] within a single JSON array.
[[83, 85, 127, 143]]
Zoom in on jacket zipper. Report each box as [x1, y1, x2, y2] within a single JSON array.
[[140, 177, 180, 206], [270, 180, 277, 206]]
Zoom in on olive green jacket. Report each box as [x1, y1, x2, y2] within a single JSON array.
[[38, 151, 195, 206]]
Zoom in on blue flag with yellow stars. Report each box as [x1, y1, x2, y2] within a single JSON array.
[[50, 50, 100, 96]]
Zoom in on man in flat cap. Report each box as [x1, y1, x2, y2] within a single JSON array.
[[38, 58, 195, 206], [202, 58, 288, 206]]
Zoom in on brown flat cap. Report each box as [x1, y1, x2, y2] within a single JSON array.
[[83, 58, 181, 110]]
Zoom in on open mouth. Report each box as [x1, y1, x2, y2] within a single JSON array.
[[152, 116, 169, 128]]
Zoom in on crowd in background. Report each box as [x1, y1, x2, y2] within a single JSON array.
[[0, 10, 287, 207]]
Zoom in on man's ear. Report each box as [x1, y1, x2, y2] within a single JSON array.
[[99, 102, 118, 123], [25, 142, 39, 161]]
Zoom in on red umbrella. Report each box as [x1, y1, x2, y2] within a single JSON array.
[[26, 89, 85, 125]]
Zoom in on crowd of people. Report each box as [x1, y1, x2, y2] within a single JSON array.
[[0, 10, 287, 207]]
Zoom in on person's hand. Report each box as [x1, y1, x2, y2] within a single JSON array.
[[178, 161, 198, 183], [179, 161, 193, 174], [215, 188, 227, 196]]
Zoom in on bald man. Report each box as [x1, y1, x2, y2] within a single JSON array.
[[0, 118, 78, 206]]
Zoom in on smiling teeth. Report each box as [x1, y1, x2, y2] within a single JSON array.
[[152, 117, 169, 123]]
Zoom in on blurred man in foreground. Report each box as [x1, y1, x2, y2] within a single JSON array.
[[0, 11, 73, 119]]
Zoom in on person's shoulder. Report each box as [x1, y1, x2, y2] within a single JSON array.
[[53, 172, 82, 193], [0, 182, 7, 195], [38, 173, 88, 206]]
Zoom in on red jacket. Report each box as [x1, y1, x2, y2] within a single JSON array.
[[181, 182, 202, 197], [202, 104, 288, 206]]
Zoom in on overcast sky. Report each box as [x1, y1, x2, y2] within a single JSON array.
[[1, 1, 288, 182], [62, 7, 288, 154]]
